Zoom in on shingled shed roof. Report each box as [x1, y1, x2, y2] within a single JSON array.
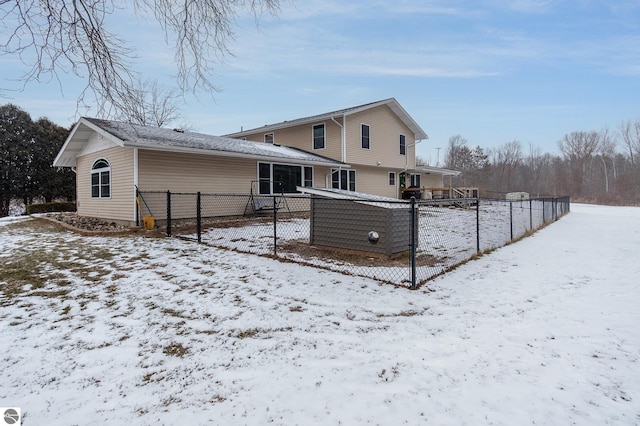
[[54, 117, 348, 168]]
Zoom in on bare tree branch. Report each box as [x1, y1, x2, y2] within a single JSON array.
[[1, 0, 282, 117]]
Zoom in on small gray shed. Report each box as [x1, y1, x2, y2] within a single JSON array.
[[299, 188, 417, 257]]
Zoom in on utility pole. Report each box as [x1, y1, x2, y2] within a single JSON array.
[[436, 147, 442, 166]]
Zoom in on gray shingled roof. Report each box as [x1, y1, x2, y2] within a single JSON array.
[[54, 117, 348, 168]]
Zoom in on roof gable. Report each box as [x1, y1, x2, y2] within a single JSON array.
[[224, 98, 428, 140], [53, 117, 348, 168]]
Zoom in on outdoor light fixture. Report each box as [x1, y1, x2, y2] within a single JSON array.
[[368, 231, 380, 244]]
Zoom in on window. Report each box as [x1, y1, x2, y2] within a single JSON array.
[[331, 169, 356, 191], [399, 134, 406, 155], [361, 124, 370, 149], [313, 124, 325, 150], [410, 173, 421, 188], [258, 162, 313, 194], [389, 172, 396, 186], [264, 133, 274, 144], [91, 159, 111, 198]]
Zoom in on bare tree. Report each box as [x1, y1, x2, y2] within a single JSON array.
[[558, 131, 599, 196], [618, 119, 640, 165], [597, 127, 617, 194], [0, 0, 282, 116], [115, 79, 181, 127], [491, 140, 523, 191], [444, 135, 470, 170]]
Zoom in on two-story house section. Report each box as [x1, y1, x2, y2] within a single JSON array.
[[224, 98, 429, 199]]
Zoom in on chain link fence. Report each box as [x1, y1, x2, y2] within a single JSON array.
[[138, 191, 570, 288]]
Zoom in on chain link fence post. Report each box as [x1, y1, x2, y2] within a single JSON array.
[[166, 190, 172, 237], [476, 197, 480, 253], [196, 191, 201, 243], [510, 201, 514, 241], [273, 195, 277, 257], [410, 196, 417, 290]]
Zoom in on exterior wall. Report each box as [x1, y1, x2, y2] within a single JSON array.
[[137, 149, 334, 220], [351, 165, 400, 199], [344, 105, 416, 169], [138, 150, 258, 193], [239, 118, 344, 162], [420, 173, 444, 188], [239, 106, 417, 171], [236, 105, 419, 199], [76, 142, 135, 222]]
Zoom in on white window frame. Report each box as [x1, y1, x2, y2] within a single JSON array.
[[399, 134, 406, 156], [257, 162, 313, 194], [331, 168, 356, 192], [410, 173, 421, 188], [91, 158, 111, 199], [361, 123, 370, 150], [312, 123, 326, 150], [388, 172, 396, 186]]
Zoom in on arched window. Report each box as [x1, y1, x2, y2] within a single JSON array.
[[91, 159, 111, 198]]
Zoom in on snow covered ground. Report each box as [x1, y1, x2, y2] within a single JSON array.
[[0, 203, 638, 425]]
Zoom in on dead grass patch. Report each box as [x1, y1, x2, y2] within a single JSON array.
[[162, 342, 189, 357]]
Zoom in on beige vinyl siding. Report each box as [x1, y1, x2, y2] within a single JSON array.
[[138, 150, 257, 219], [76, 146, 135, 222], [138, 150, 258, 193], [137, 150, 335, 220], [239, 118, 344, 161], [421, 173, 444, 188], [344, 105, 416, 169], [351, 166, 400, 199]]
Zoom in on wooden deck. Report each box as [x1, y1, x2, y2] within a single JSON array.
[[401, 187, 479, 200]]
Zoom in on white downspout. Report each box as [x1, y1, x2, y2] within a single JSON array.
[[401, 139, 425, 174], [400, 138, 427, 196], [331, 115, 346, 163], [328, 116, 347, 189]]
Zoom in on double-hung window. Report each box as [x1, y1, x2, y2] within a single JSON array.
[[331, 169, 356, 191], [313, 124, 325, 150], [399, 134, 406, 155], [389, 172, 396, 186], [91, 159, 111, 198], [361, 124, 370, 149], [264, 133, 274, 144], [258, 162, 313, 194]]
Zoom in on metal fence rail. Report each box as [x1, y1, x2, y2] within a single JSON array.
[[138, 191, 570, 288]]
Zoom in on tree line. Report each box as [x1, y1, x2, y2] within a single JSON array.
[[0, 104, 75, 216], [437, 122, 640, 205]]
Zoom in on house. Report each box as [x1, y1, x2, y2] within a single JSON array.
[[224, 98, 429, 199], [53, 117, 347, 225], [53, 99, 465, 225]]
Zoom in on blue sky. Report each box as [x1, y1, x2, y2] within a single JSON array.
[[1, 0, 639, 163]]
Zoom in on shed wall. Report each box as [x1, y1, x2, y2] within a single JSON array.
[[310, 199, 414, 256], [76, 144, 135, 222]]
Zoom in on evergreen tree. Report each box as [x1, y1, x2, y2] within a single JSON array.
[[33, 118, 74, 202], [0, 104, 34, 216]]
